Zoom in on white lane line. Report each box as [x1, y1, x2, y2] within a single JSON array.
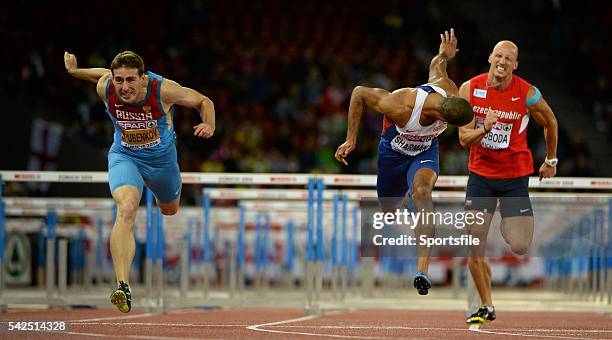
[[72, 322, 248, 327], [246, 313, 387, 339], [59, 331, 204, 340], [61, 331, 117, 338], [15, 329, 209, 340], [479, 329, 612, 334], [71, 312, 155, 323], [268, 326, 612, 333], [67, 322, 612, 334], [473, 329, 599, 340], [468, 324, 480, 331]]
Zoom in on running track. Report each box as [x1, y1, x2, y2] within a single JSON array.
[[1, 307, 611, 339]]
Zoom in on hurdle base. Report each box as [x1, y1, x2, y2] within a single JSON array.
[[304, 305, 321, 316], [155, 298, 166, 314], [141, 297, 159, 313]]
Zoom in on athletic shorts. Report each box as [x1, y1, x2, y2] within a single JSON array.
[[376, 137, 439, 209], [465, 172, 532, 218], [108, 147, 181, 204]]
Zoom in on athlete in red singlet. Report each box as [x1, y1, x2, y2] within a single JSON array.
[[458, 41, 558, 325], [467, 73, 534, 179]]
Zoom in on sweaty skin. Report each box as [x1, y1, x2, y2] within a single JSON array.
[[335, 29, 460, 166], [64, 51, 215, 289], [457, 41, 558, 312], [334, 29, 462, 279]]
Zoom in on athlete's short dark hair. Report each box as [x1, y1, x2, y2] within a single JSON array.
[[439, 97, 473, 126], [110, 51, 144, 76]]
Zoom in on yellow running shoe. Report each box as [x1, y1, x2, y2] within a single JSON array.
[[110, 281, 132, 313]]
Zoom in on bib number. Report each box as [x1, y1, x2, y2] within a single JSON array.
[[120, 122, 161, 150], [390, 134, 432, 156], [479, 119, 512, 150]]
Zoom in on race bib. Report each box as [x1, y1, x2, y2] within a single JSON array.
[[479, 118, 512, 150], [390, 134, 433, 156], [120, 120, 161, 150]]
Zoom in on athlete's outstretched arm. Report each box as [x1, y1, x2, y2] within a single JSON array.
[[428, 28, 458, 83], [458, 80, 497, 148], [528, 86, 558, 179], [335, 86, 406, 165], [64, 52, 110, 83], [162, 80, 215, 138]]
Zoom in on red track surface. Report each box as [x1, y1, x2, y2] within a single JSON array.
[[1, 307, 611, 339]]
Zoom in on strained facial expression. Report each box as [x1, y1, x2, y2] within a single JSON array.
[[112, 67, 145, 103], [488, 44, 518, 79]]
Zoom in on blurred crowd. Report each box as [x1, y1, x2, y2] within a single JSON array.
[[3, 0, 607, 181], [541, 1, 612, 140], [519, 0, 610, 176]]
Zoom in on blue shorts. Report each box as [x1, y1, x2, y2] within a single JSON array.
[[376, 137, 440, 208], [108, 147, 181, 204]]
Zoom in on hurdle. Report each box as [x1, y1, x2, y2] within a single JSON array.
[[203, 193, 212, 298], [0, 175, 4, 311], [203, 183, 346, 313], [203, 189, 470, 304], [331, 193, 340, 299], [537, 194, 611, 305], [339, 194, 351, 300], [2, 198, 113, 308], [0, 170, 611, 312], [608, 199, 612, 304]]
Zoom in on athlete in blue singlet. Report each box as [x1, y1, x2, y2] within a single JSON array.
[[65, 51, 215, 312], [335, 29, 472, 295]]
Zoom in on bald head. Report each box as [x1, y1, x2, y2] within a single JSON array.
[[492, 40, 519, 60], [488, 40, 520, 82]]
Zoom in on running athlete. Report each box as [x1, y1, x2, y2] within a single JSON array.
[[335, 29, 473, 295], [64, 51, 215, 313], [458, 40, 558, 325]]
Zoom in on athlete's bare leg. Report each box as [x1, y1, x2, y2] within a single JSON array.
[[500, 216, 534, 255], [411, 168, 437, 275], [157, 197, 180, 216], [467, 212, 494, 306], [110, 185, 141, 285]]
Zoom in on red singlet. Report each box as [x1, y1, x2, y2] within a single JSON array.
[[468, 73, 534, 179]]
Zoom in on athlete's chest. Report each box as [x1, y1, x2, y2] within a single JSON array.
[[109, 103, 161, 121], [471, 87, 527, 124], [107, 77, 164, 121]]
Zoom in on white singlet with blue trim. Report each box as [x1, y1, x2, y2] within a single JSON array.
[[389, 84, 448, 156]]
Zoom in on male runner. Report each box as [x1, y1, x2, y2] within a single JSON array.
[[458, 40, 558, 324], [65, 51, 215, 312], [335, 29, 473, 295]]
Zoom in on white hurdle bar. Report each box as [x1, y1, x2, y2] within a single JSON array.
[[2, 171, 612, 189], [1, 171, 611, 310]]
